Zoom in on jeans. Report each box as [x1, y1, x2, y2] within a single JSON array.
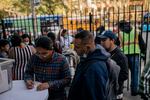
[[126, 54, 140, 94]]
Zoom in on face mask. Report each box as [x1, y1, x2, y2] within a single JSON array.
[[24, 42, 29, 45]]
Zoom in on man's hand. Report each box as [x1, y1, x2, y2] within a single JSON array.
[[36, 82, 49, 91], [26, 80, 34, 89]]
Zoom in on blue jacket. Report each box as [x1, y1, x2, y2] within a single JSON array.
[[68, 46, 109, 100]]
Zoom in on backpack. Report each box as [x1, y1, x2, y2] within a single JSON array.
[[62, 48, 79, 79], [80, 58, 120, 100], [106, 58, 120, 100]]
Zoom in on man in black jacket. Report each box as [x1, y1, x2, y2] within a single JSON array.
[[98, 30, 128, 100]]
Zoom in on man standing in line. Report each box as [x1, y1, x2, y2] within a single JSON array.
[[99, 30, 128, 100], [68, 30, 109, 100]]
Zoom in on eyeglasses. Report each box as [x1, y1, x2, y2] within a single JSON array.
[[35, 51, 50, 58]]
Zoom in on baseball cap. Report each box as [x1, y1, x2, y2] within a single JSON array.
[[98, 30, 117, 40]]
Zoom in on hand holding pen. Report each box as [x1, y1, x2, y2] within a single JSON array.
[[26, 80, 34, 89], [26, 73, 35, 89]]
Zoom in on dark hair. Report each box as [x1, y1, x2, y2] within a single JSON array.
[[75, 30, 94, 44], [35, 36, 53, 50], [41, 28, 48, 32], [10, 34, 22, 47], [47, 32, 62, 53], [0, 39, 9, 48], [47, 32, 56, 42], [21, 33, 33, 45], [21, 34, 30, 39]]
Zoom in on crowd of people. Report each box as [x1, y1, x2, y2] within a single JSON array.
[[0, 20, 150, 100]]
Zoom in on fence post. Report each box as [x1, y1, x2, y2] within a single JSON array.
[[31, 0, 37, 40], [1, 19, 6, 39], [89, 13, 93, 32]]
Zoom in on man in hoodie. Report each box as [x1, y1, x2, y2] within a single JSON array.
[[68, 30, 109, 100], [116, 20, 140, 96], [98, 30, 128, 100]]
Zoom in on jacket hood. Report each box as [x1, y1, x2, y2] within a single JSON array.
[[82, 44, 110, 62]]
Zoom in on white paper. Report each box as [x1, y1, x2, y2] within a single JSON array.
[[0, 69, 9, 93], [0, 80, 48, 100]]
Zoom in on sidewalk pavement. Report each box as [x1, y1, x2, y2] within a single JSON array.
[[123, 80, 150, 100], [123, 88, 143, 100], [123, 60, 150, 100]]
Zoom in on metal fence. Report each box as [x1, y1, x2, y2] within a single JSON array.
[[0, 5, 150, 91], [0, 6, 150, 63]]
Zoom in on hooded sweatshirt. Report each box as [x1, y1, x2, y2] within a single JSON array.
[[68, 45, 110, 100]]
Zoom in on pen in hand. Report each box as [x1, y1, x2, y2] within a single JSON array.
[[26, 80, 34, 89]]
